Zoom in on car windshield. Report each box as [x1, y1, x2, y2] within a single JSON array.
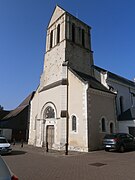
[[104, 134, 117, 139], [0, 139, 8, 143]]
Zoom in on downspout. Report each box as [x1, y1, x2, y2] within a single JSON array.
[[114, 95, 118, 132], [85, 83, 89, 151]]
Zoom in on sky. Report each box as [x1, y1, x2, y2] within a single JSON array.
[[0, 0, 135, 110]]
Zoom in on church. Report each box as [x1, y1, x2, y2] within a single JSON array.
[[28, 5, 117, 152]]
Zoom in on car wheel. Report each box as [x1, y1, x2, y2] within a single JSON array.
[[119, 145, 125, 153]]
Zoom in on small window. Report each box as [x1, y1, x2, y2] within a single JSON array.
[[72, 115, 77, 132], [101, 118, 106, 132], [110, 122, 114, 133], [78, 27, 81, 41], [50, 30, 53, 49], [57, 24, 60, 44], [129, 126, 135, 137], [72, 23, 75, 43], [131, 93, 135, 107], [120, 96, 124, 114], [82, 29, 85, 47]]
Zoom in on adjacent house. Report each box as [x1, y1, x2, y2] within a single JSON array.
[[0, 110, 11, 140], [93, 65, 135, 136], [0, 92, 35, 141]]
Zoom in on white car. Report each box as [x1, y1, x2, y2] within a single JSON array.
[[0, 136, 12, 155], [0, 155, 18, 180]]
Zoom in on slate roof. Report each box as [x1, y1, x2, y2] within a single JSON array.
[[0, 110, 10, 120], [93, 65, 135, 87], [2, 92, 35, 120], [70, 68, 115, 94], [118, 107, 135, 121]]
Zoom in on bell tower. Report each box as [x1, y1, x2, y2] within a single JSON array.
[[40, 5, 94, 89], [65, 10, 94, 76]]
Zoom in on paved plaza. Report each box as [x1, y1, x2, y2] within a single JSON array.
[[3, 144, 135, 180]]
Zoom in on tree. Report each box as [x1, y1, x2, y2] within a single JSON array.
[[0, 105, 3, 111]]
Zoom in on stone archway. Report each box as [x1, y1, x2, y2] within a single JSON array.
[[41, 102, 56, 149]]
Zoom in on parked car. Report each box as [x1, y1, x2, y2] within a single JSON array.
[[0, 155, 18, 180], [0, 136, 12, 155], [103, 133, 135, 152]]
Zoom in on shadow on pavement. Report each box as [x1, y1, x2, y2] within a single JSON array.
[[104, 149, 135, 153], [12, 150, 27, 155], [3, 150, 27, 156]]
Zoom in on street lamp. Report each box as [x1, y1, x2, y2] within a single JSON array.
[[62, 61, 69, 155]]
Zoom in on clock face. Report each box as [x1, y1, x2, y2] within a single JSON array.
[[45, 106, 55, 119]]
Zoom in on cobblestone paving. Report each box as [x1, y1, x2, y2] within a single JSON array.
[[2, 144, 135, 180]]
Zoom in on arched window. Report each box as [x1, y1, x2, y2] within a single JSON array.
[[50, 30, 53, 49], [110, 122, 114, 133], [120, 96, 124, 114], [72, 115, 77, 132], [82, 29, 85, 47], [44, 106, 55, 119], [78, 27, 81, 42], [57, 24, 60, 44], [72, 23, 75, 43], [101, 118, 106, 132]]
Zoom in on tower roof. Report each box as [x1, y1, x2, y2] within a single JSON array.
[[48, 5, 65, 28], [48, 5, 91, 29]]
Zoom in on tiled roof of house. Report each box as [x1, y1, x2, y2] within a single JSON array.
[[93, 65, 135, 87], [70, 68, 114, 94], [0, 110, 10, 120], [2, 92, 35, 120], [2, 106, 27, 120]]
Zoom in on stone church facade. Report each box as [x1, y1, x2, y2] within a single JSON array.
[[28, 6, 117, 151]]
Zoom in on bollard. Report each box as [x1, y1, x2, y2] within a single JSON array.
[[65, 143, 68, 155], [46, 142, 48, 152], [21, 139, 23, 148], [13, 138, 16, 145]]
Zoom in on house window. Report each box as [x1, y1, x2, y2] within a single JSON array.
[[110, 122, 114, 133], [129, 127, 135, 137], [120, 96, 124, 114], [78, 27, 81, 41], [72, 115, 77, 132], [50, 30, 53, 49], [101, 118, 106, 132], [131, 93, 135, 107], [82, 29, 85, 47], [44, 106, 55, 119], [72, 23, 75, 43], [57, 24, 60, 44]]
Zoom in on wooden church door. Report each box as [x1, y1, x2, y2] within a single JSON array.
[[46, 125, 54, 149]]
